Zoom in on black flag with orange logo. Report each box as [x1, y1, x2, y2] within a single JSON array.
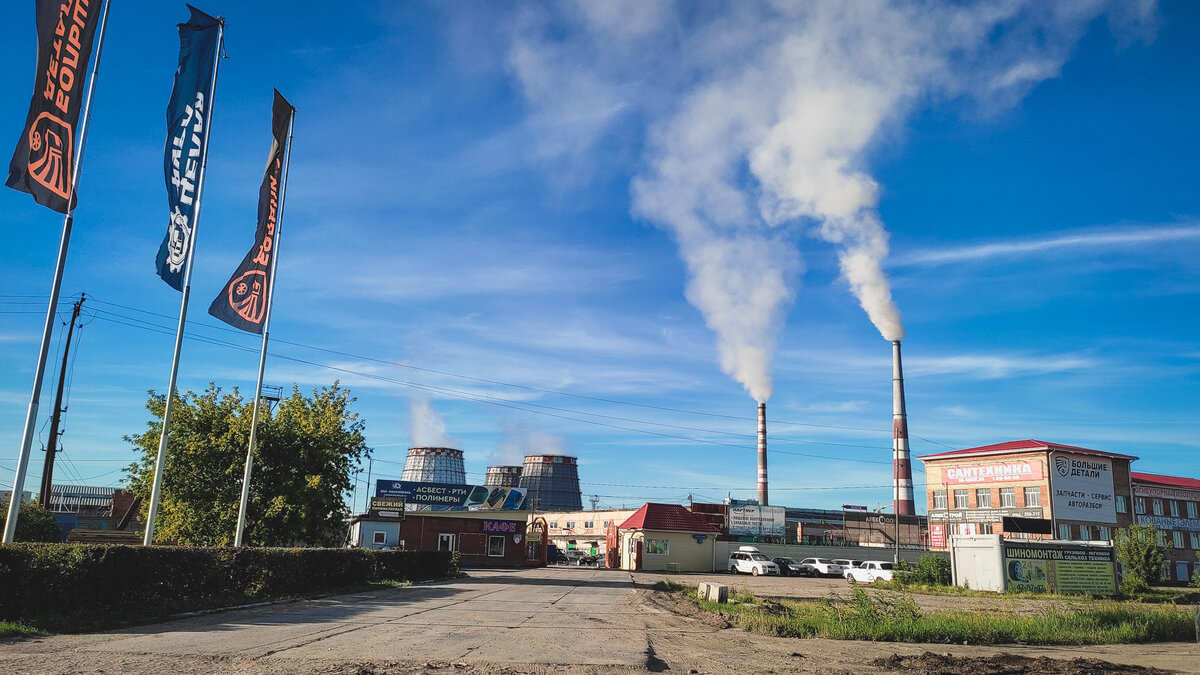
[[208, 90, 293, 333], [7, 0, 103, 214]]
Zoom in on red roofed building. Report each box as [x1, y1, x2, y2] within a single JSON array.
[[616, 503, 720, 572], [1131, 472, 1200, 584], [918, 440, 1136, 549]]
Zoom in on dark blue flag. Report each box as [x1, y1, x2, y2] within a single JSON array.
[[6, 0, 104, 214], [156, 6, 221, 290], [208, 90, 294, 333]]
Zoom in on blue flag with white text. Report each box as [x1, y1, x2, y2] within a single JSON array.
[[156, 5, 220, 290]]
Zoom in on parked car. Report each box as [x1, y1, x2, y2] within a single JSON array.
[[772, 556, 805, 576], [728, 546, 780, 576], [843, 560, 895, 583], [796, 557, 847, 577], [830, 558, 860, 570]]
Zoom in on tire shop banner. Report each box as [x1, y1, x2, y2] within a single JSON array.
[[208, 90, 293, 332], [156, 5, 220, 290], [375, 480, 528, 511], [1049, 452, 1117, 524], [7, 0, 103, 213], [1003, 542, 1116, 596]]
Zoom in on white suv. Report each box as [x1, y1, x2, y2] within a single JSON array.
[[727, 547, 780, 576], [796, 557, 847, 577]]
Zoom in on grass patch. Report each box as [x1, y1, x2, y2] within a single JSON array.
[[872, 578, 1198, 605], [0, 621, 43, 639], [680, 581, 1196, 645]]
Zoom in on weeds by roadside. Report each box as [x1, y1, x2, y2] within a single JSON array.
[[668, 579, 1197, 645], [0, 621, 43, 639]]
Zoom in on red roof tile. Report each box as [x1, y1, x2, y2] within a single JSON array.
[[1132, 472, 1200, 490], [618, 503, 720, 533], [917, 439, 1137, 462]]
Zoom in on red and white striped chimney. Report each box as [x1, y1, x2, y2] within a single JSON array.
[[757, 402, 768, 506], [892, 340, 915, 515]]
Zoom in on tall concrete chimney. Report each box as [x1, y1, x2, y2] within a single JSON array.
[[892, 340, 915, 515], [757, 402, 768, 506]]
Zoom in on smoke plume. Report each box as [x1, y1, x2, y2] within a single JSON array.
[[408, 395, 456, 448], [503, 0, 1156, 399], [493, 421, 565, 465]]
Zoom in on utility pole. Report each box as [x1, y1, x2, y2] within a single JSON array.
[[39, 294, 85, 510]]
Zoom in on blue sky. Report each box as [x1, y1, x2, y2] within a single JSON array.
[[2, 1, 1197, 514]]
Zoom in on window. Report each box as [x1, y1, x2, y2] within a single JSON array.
[[933, 491, 947, 509], [953, 490, 968, 509], [1081, 525, 1093, 539], [549, 521, 558, 529], [1025, 487, 1041, 507], [1190, 533, 1199, 549], [584, 521, 594, 530], [1189, 502, 1197, 519], [1155, 530, 1166, 547], [1135, 498, 1145, 514], [372, 531, 386, 545], [603, 520, 612, 528], [564, 521, 575, 529], [975, 489, 991, 508], [999, 488, 1015, 508], [645, 538, 669, 555], [1098, 526, 1110, 540], [1170, 501, 1180, 517], [488, 535, 505, 557], [1058, 524, 1071, 539], [438, 533, 457, 551], [1173, 531, 1184, 548], [1116, 495, 1127, 513], [1152, 499, 1163, 516]]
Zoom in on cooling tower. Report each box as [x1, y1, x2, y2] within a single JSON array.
[[401, 447, 466, 484], [757, 403, 768, 506], [892, 341, 915, 515], [484, 465, 523, 488], [518, 454, 582, 511]]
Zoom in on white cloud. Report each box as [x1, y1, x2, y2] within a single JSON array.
[[895, 224, 1200, 268]]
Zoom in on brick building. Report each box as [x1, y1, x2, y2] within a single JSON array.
[[1131, 472, 1200, 585], [919, 440, 1136, 549]]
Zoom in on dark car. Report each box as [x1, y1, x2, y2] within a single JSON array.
[[772, 556, 805, 576]]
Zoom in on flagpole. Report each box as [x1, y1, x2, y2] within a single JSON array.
[[234, 105, 295, 548], [3, 0, 112, 544], [143, 21, 225, 546]]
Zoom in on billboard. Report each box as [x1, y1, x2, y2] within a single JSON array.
[[1003, 542, 1116, 596], [375, 480, 527, 511], [367, 497, 405, 521], [943, 460, 1043, 485], [1049, 453, 1116, 524], [728, 504, 786, 536]]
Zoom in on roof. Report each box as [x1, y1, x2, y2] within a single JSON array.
[[618, 503, 720, 533], [917, 439, 1137, 462], [1132, 472, 1200, 490]]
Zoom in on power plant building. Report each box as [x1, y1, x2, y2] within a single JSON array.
[[401, 447, 466, 484], [518, 454, 582, 512]]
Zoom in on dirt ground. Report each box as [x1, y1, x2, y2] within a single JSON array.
[[1, 568, 1197, 674]]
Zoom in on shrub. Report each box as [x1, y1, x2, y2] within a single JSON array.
[[0, 500, 61, 542], [893, 554, 951, 586], [1115, 524, 1166, 588], [0, 544, 454, 631]]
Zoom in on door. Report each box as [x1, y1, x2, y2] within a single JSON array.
[[438, 533, 456, 552]]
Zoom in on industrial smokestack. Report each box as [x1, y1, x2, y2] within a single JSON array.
[[892, 340, 915, 515], [757, 402, 768, 506]]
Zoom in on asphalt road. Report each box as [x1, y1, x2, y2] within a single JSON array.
[[3, 566, 685, 673], [4, 566, 1199, 674]]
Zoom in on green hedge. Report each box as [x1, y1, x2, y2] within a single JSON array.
[[0, 544, 456, 631]]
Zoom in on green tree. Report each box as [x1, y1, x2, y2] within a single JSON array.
[[1114, 523, 1166, 592], [124, 382, 369, 547], [0, 498, 62, 542]]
